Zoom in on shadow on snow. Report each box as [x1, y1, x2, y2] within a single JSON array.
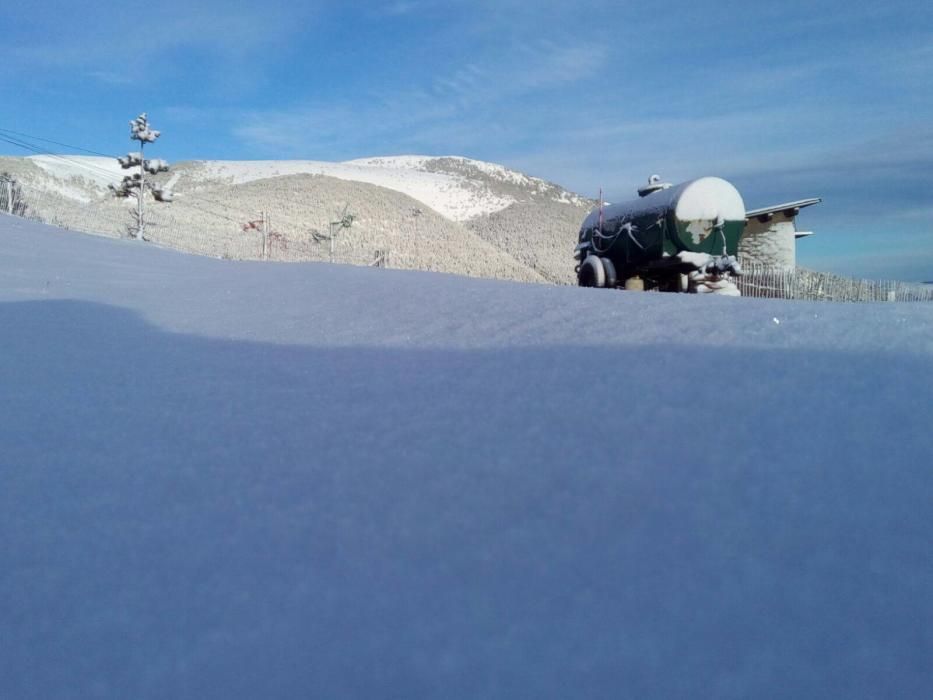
[[1, 299, 930, 699]]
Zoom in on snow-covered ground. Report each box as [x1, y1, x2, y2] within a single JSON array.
[[1, 213, 931, 699]]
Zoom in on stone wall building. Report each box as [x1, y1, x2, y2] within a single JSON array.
[[739, 198, 821, 270]]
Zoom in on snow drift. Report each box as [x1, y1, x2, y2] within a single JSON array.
[[1, 214, 931, 699]]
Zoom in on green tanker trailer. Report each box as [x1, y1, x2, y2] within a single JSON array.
[[575, 176, 746, 294]]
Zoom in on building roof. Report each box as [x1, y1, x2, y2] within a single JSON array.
[[746, 198, 822, 221]]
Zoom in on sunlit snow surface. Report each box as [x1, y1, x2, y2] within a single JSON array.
[[1, 214, 931, 699]]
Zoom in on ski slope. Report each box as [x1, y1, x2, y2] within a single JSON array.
[[1, 213, 931, 699]]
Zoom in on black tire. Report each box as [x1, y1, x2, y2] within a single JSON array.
[[602, 258, 617, 288], [578, 256, 606, 288]]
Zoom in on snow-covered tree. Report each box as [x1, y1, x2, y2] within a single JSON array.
[[109, 113, 173, 240], [0, 172, 29, 217]]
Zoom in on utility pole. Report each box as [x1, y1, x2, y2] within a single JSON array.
[[138, 140, 146, 240], [328, 204, 355, 263], [111, 114, 171, 240], [261, 211, 269, 260]]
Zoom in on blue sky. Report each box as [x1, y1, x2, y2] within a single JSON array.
[[1, 0, 931, 280]]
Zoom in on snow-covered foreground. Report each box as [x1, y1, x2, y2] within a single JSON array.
[[1, 214, 931, 699]]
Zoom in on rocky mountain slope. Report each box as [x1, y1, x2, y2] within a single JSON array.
[[0, 154, 593, 284]]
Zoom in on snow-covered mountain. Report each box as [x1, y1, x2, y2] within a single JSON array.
[[16, 153, 588, 220], [0, 154, 593, 284], [2, 213, 932, 698]]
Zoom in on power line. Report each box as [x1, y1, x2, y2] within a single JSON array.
[[180, 199, 244, 225], [0, 127, 263, 224], [181, 190, 255, 220], [0, 133, 123, 180], [0, 126, 116, 158]]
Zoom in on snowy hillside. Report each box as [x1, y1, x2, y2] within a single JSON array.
[[26, 155, 125, 200], [0, 153, 591, 283], [2, 214, 931, 699], [187, 156, 514, 221], [16, 153, 588, 221]]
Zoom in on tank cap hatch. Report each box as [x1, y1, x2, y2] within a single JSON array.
[[638, 174, 672, 197]]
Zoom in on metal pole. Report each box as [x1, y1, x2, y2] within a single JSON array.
[[262, 211, 269, 260], [137, 142, 145, 240], [4, 179, 12, 214]]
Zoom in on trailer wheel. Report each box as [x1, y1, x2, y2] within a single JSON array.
[[602, 258, 617, 288], [578, 255, 606, 288]]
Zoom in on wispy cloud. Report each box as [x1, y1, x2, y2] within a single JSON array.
[[6, 1, 318, 85], [377, 1, 422, 16], [232, 39, 612, 157], [83, 70, 135, 87]]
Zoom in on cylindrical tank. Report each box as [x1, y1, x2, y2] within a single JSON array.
[[577, 177, 746, 283]]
